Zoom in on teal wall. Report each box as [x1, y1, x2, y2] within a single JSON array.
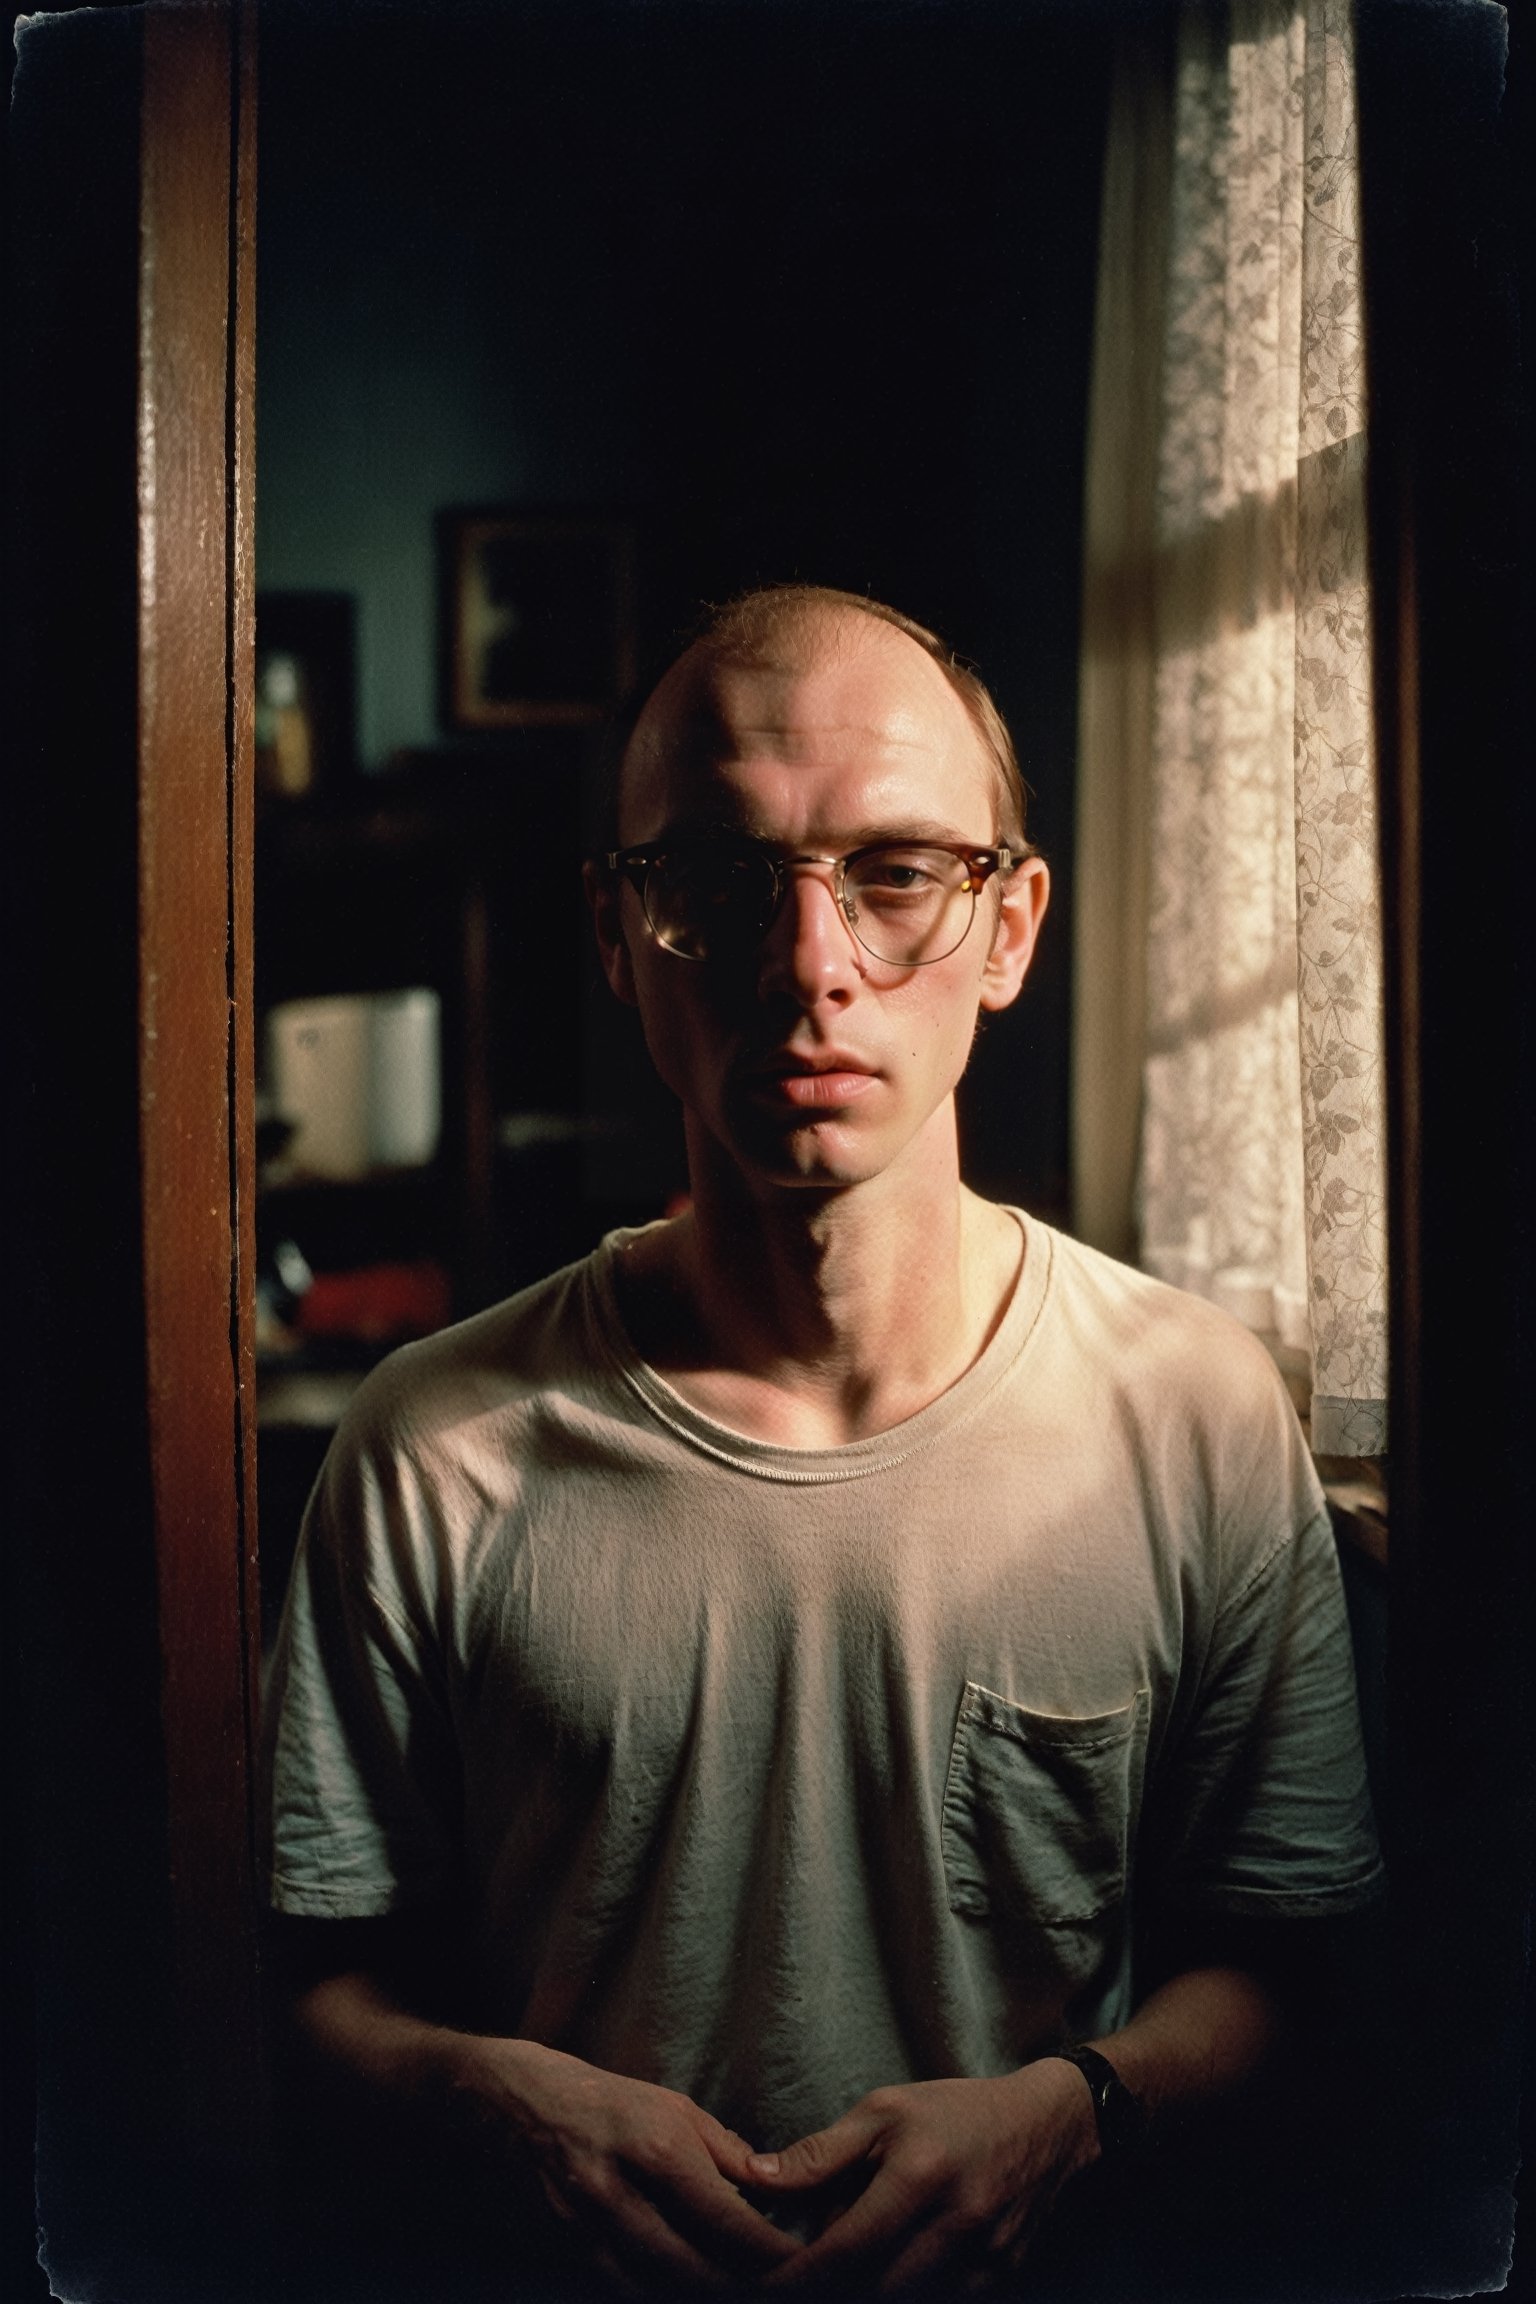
[[258, 16, 654, 766]]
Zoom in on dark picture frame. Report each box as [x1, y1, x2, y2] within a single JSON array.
[[439, 510, 638, 731]]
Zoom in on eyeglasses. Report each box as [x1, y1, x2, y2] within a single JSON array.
[[604, 835, 1020, 968]]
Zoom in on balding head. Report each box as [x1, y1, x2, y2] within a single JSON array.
[[613, 587, 1031, 850]]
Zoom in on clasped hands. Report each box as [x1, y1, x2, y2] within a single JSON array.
[[501, 2045, 1101, 2298]]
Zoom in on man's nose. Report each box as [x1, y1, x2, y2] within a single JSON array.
[[757, 863, 864, 1006]]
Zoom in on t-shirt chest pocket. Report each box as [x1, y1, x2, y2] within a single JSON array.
[[941, 1681, 1150, 1929]]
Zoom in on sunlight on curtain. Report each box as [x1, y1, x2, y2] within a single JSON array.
[[1076, 0, 1387, 1454]]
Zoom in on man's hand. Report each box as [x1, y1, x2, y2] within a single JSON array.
[[743, 2063, 1100, 2296], [285, 1952, 799, 2297], [472, 2036, 802, 2295]]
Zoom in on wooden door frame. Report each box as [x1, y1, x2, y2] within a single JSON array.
[[136, 0, 264, 2157], [6, 2, 264, 2282]]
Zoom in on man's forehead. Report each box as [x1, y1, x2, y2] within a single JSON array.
[[621, 618, 989, 829]]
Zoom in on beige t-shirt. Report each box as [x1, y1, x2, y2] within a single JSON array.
[[265, 1212, 1382, 2148]]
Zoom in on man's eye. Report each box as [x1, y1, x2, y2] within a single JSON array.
[[701, 854, 762, 898], [856, 850, 949, 895], [667, 849, 767, 912]]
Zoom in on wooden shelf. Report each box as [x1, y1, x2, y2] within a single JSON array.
[[256, 746, 595, 1314]]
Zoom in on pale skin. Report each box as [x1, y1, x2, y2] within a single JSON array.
[[288, 608, 1293, 2294]]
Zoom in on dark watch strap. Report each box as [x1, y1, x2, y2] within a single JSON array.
[[1050, 2043, 1148, 2159]]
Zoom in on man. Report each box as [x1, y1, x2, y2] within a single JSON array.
[[264, 586, 1382, 2299]]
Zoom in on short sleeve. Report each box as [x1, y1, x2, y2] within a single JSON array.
[[261, 1438, 464, 1919], [1155, 1508, 1384, 1915]]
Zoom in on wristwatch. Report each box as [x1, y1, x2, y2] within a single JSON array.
[[1049, 2043, 1148, 2160]]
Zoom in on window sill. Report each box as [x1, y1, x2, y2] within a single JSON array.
[[1316, 1460, 1389, 1572], [1256, 1330, 1388, 1569]]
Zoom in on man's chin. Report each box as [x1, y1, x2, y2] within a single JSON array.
[[717, 1105, 885, 1191]]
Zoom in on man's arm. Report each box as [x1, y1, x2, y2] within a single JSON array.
[[273, 1915, 799, 2295], [745, 1926, 1311, 2295]]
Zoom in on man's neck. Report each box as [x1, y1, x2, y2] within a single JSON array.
[[612, 1116, 1024, 1449]]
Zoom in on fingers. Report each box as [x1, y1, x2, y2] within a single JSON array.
[[758, 2159, 1032, 2296], [656, 2149, 803, 2274], [538, 2136, 797, 2291], [747, 2107, 881, 2195], [875, 2191, 1039, 2298], [875, 2209, 987, 2296], [595, 2184, 744, 2292], [576, 2243, 645, 2299], [760, 2162, 917, 2290], [519, 2062, 803, 2290], [696, 2109, 781, 2191], [545, 2159, 751, 2294]]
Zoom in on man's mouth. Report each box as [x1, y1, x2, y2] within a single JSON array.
[[742, 1054, 879, 1109]]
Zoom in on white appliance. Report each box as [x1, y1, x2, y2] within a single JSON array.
[[266, 988, 442, 1181]]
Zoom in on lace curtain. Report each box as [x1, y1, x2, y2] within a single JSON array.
[[1073, 0, 1387, 1455]]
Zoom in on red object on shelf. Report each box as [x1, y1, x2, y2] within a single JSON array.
[[296, 1260, 453, 1344]]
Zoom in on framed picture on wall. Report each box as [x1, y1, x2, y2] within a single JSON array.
[[439, 511, 638, 731]]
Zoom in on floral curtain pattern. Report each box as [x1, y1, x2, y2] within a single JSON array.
[[1288, 9, 1386, 1454], [1097, 0, 1387, 1453]]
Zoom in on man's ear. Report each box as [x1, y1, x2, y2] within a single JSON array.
[[978, 855, 1050, 1013], [584, 858, 639, 1007]]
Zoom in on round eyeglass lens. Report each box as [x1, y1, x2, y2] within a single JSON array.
[[843, 847, 976, 964], [645, 844, 778, 960]]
